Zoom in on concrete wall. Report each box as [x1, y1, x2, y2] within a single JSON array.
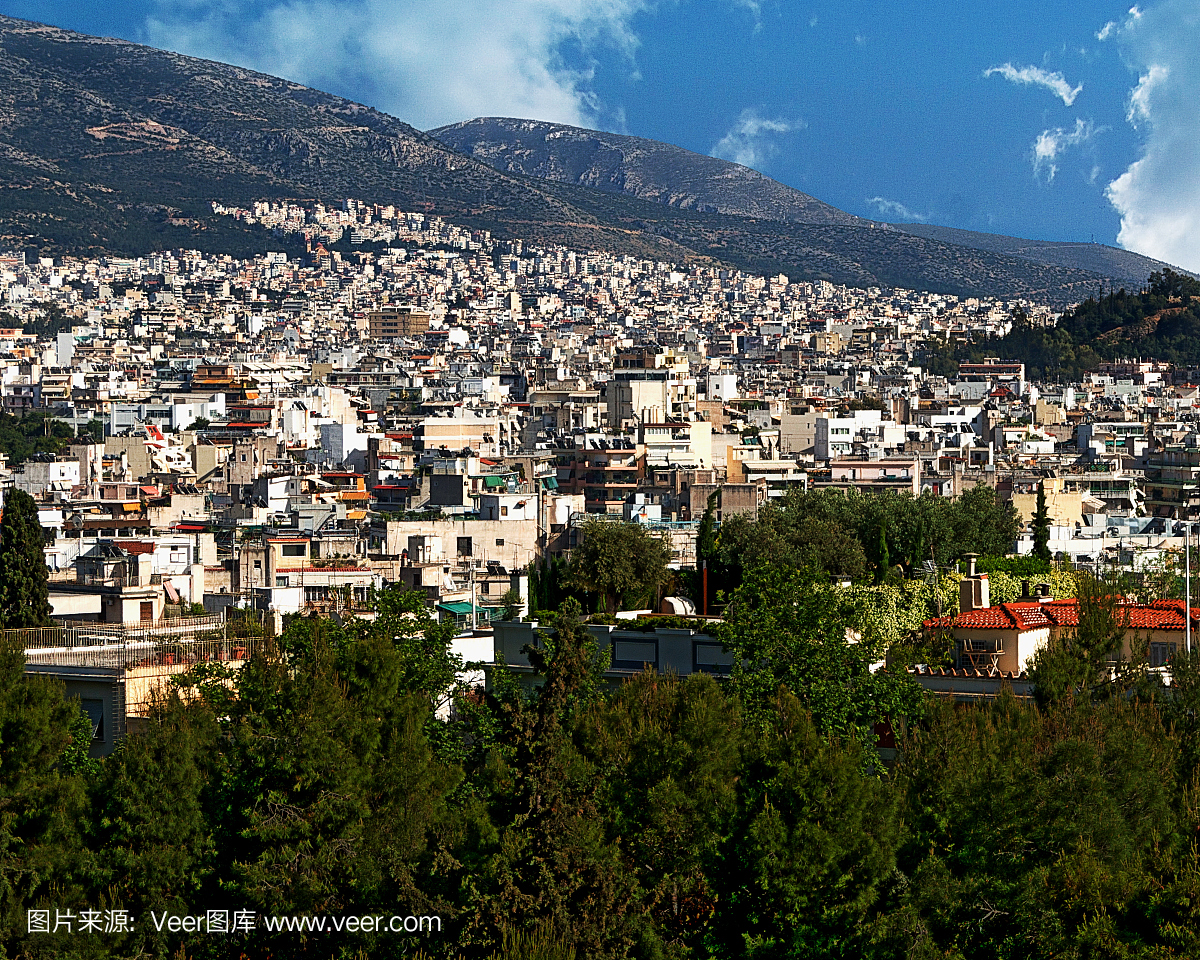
[[493, 620, 733, 683], [24, 665, 125, 757], [689, 482, 764, 520]]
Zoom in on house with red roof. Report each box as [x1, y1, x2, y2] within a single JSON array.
[[925, 557, 1197, 676]]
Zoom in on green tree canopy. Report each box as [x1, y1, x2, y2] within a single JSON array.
[[710, 486, 1019, 595], [1028, 570, 1133, 707], [721, 565, 925, 743], [0, 632, 85, 939], [0, 488, 51, 628], [920, 268, 1200, 381], [569, 520, 672, 614], [0, 411, 84, 464]]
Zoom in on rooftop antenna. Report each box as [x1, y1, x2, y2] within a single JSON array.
[[1188, 521, 1192, 654], [921, 555, 942, 622]]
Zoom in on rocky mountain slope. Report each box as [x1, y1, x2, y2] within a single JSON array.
[[430, 117, 863, 226]]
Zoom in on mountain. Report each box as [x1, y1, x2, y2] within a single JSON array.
[[0, 14, 1172, 305], [429, 117, 864, 226], [431, 117, 1186, 297], [891, 223, 1190, 292], [0, 16, 715, 266]]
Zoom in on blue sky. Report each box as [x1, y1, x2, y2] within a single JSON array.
[[5, 0, 1200, 270]]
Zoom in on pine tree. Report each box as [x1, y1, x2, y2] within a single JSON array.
[[0, 631, 85, 943], [697, 490, 721, 609], [0, 488, 52, 628], [467, 600, 638, 957], [1032, 481, 1052, 564]]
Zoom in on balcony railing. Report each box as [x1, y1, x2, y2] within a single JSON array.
[[959, 637, 1004, 672]]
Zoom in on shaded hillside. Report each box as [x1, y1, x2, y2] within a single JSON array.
[[0, 14, 1147, 304], [892, 222, 1180, 292], [631, 216, 1110, 303], [429, 116, 864, 225]]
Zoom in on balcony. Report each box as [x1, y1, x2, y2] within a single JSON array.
[[959, 637, 1004, 672]]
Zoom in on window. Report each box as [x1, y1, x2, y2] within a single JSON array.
[[253, 560, 262, 570], [281, 544, 306, 557], [457, 537, 473, 556], [275, 576, 290, 587], [80, 699, 105, 741], [1151, 642, 1177, 667], [496, 538, 505, 546], [501, 505, 508, 517]]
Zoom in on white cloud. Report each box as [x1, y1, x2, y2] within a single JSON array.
[[1032, 118, 1102, 182], [144, 0, 651, 130], [1105, 0, 1200, 270], [710, 109, 802, 169], [1127, 63, 1169, 123], [984, 63, 1083, 106], [1098, 6, 1146, 41], [866, 197, 928, 222]]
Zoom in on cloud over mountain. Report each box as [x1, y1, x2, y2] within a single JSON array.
[[1033, 119, 1102, 182], [1103, 0, 1200, 271], [145, 0, 649, 130], [710, 109, 802, 170]]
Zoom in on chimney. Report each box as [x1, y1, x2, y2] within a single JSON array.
[[959, 554, 989, 613], [1021, 579, 1031, 599]]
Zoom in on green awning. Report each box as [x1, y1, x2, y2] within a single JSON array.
[[483, 475, 506, 488], [540, 476, 559, 490], [438, 602, 475, 615]]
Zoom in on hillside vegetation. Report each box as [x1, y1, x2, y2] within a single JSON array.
[[923, 268, 1200, 380]]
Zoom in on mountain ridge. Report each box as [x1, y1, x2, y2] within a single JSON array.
[[431, 116, 1182, 296], [429, 117, 865, 227], [891, 222, 1191, 287]]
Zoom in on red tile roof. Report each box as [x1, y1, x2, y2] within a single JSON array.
[[925, 597, 1199, 633], [114, 540, 157, 555]]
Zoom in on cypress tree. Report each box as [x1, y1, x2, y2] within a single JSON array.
[[0, 488, 52, 628], [876, 519, 890, 582], [697, 490, 719, 563], [1032, 481, 1052, 564]]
